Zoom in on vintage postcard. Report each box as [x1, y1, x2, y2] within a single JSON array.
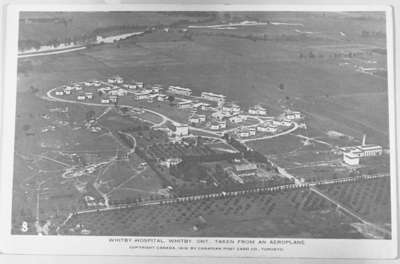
[[0, 4, 398, 259]]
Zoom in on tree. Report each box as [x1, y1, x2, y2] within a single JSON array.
[[167, 95, 175, 103], [279, 83, 285, 90], [120, 107, 130, 114], [86, 110, 96, 121], [30, 85, 38, 94], [22, 124, 31, 131]]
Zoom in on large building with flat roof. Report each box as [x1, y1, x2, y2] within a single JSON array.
[[233, 163, 257, 177], [201, 92, 226, 103], [167, 86, 192, 96], [342, 135, 383, 165]]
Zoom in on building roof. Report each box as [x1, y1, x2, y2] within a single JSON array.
[[166, 122, 177, 131], [234, 163, 257, 172], [357, 144, 382, 151], [177, 100, 193, 105], [201, 92, 226, 98], [168, 86, 192, 92], [223, 102, 240, 108]]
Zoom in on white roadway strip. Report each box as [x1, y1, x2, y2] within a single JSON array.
[[18, 46, 87, 59]]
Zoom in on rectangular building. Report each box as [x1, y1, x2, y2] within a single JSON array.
[[177, 100, 193, 109], [167, 86, 192, 96], [234, 163, 257, 177], [201, 92, 226, 103]]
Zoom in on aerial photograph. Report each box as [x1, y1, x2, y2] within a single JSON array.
[[12, 11, 391, 239]]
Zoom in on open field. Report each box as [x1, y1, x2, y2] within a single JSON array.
[[19, 12, 216, 49], [317, 177, 391, 227]]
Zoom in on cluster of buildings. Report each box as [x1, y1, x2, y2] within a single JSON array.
[[56, 82, 97, 99], [341, 135, 383, 165], [234, 110, 300, 138], [167, 86, 192, 96], [55, 77, 130, 104], [54, 76, 303, 141], [155, 121, 190, 139], [225, 159, 259, 183], [248, 105, 267, 115]]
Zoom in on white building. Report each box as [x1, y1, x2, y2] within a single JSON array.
[[257, 124, 269, 132], [101, 99, 110, 104], [285, 110, 302, 120], [109, 95, 118, 103], [229, 114, 244, 123], [108, 76, 123, 84], [238, 129, 250, 138], [343, 150, 363, 165], [200, 103, 212, 111], [342, 135, 383, 165], [201, 92, 226, 103], [257, 123, 278, 133], [160, 158, 182, 168], [132, 90, 152, 100], [177, 100, 193, 109], [135, 82, 144, 88], [157, 94, 169, 102], [211, 111, 228, 121], [123, 83, 137, 89], [222, 103, 241, 114], [233, 163, 257, 177], [249, 127, 256, 136], [77, 95, 86, 101], [280, 119, 292, 127], [107, 77, 116, 83], [217, 120, 227, 129], [358, 144, 383, 156], [85, 92, 94, 99], [209, 122, 220, 130], [167, 123, 189, 137], [167, 86, 192, 96], [152, 85, 163, 93], [109, 88, 127, 96], [55, 91, 64, 96], [248, 105, 267, 115], [189, 114, 206, 124]]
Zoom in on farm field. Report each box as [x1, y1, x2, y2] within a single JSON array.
[[61, 184, 369, 238], [317, 177, 391, 227], [19, 12, 216, 49]]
